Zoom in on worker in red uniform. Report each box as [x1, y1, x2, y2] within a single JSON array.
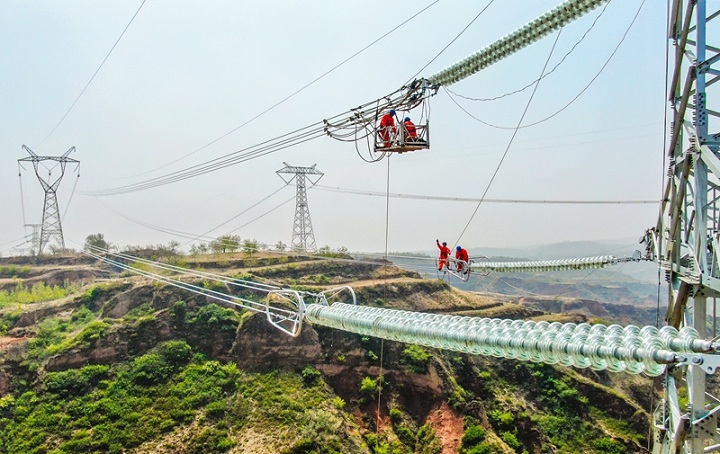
[[403, 117, 417, 141], [455, 245, 469, 274], [436, 239, 451, 271], [379, 109, 396, 148]]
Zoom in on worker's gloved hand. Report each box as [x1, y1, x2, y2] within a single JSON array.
[[436, 239, 439, 242]]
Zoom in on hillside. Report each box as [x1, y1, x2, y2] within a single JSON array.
[[0, 252, 655, 453]]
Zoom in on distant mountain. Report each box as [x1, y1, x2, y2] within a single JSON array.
[[466, 238, 645, 261]]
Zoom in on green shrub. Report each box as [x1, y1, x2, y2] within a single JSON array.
[[501, 431, 521, 450], [592, 437, 626, 454], [389, 408, 403, 425], [159, 340, 193, 366], [202, 280, 226, 292], [75, 320, 111, 347], [170, 300, 187, 328], [0, 394, 15, 418], [489, 410, 514, 428], [396, 425, 415, 447], [44, 365, 109, 397], [71, 306, 95, 324], [401, 345, 431, 373], [81, 284, 111, 310], [129, 353, 172, 385], [464, 444, 494, 454], [185, 426, 234, 453], [301, 366, 322, 386], [415, 424, 442, 453], [461, 424, 487, 449], [191, 304, 239, 332], [205, 399, 227, 418], [447, 377, 469, 410], [0, 309, 22, 335], [332, 396, 345, 410], [359, 376, 378, 399]]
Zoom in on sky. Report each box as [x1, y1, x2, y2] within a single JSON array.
[[0, 0, 668, 256]]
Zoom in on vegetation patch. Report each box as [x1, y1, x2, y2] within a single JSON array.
[[401, 344, 432, 373], [0, 282, 75, 309], [0, 266, 31, 279]]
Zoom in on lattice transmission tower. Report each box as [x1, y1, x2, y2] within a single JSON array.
[[276, 162, 323, 251], [18, 145, 79, 255], [642, 1, 720, 452]]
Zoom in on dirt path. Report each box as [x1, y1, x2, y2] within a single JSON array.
[[0, 336, 28, 350]]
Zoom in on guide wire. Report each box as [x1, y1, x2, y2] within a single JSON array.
[[454, 28, 564, 246], [39, 0, 148, 146], [446, 0, 645, 130]]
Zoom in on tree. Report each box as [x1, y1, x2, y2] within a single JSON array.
[[222, 235, 241, 253], [209, 238, 225, 254], [242, 239, 258, 257], [275, 241, 287, 251], [209, 235, 240, 254], [189, 244, 200, 257], [84, 233, 111, 252], [167, 240, 180, 255]]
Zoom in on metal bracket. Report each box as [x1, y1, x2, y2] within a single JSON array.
[[264, 289, 306, 337], [677, 353, 720, 374], [311, 286, 357, 306], [446, 258, 472, 282], [692, 407, 719, 440]]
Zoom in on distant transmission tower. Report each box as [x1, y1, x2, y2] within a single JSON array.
[[276, 162, 323, 251], [18, 145, 79, 255], [24, 224, 41, 257]]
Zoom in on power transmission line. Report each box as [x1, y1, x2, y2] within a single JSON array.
[[38, 0, 147, 145], [311, 184, 658, 205], [131, 0, 442, 177]]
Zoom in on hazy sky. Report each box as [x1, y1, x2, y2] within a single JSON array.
[[0, 0, 666, 256]]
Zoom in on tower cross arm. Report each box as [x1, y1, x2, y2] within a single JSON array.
[[18, 145, 79, 164]]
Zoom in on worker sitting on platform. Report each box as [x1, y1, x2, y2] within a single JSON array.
[[403, 117, 417, 141], [379, 110, 397, 148], [455, 245, 469, 274]]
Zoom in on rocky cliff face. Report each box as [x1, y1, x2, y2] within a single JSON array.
[[0, 253, 655, 453]]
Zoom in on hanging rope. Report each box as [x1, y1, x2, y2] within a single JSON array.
[[454, 27, 564, 246], [61, 170, 81, 223], [17, 164, 27, 227], [445, 0, 646, 130]]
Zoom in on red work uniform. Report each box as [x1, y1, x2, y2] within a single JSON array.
[[379, 112, 396, 148], [437, 240, 451, 271], [455, 247, 469, 273], [404, 118, 417, 140]]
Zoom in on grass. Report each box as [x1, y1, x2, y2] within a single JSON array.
[[0, 282, 75, 309]]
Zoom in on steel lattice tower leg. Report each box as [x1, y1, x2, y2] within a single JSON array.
[[18, 145, 79, 255], [276, 162, 324, 252], [292, 173, 316, 251], [39, 187, 64, 254], [643, 1, 720, 452]]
